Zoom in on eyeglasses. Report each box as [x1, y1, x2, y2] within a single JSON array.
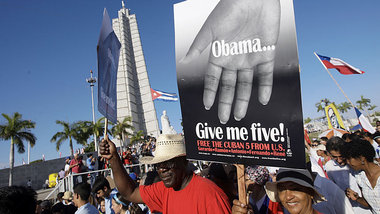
[[155, 160, 177, 171]]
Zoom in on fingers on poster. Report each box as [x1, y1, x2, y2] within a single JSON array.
[[175, 0, 303, 168]]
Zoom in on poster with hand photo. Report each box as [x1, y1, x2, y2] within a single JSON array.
[[175, 0, 305, 168]]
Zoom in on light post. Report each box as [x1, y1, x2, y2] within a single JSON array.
[[87, 70, 98, 151]]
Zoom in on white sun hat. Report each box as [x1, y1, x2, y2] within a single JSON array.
[[139, 134, 186, 164], [264, 168, 325, 204]]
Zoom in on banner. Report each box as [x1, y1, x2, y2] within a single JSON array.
[[97, 8, 121, 124], [175, 0, 305, 168], [324, 103, 345, 130]]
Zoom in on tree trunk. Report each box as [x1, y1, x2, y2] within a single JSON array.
[[69, 137, 74, 156], [9, 137, 14, 186]]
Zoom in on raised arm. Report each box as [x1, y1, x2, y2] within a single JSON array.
[[99, 138, 144, 203]]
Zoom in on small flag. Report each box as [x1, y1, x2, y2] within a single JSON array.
[[22, 158, 25, 165], [304, 129, 311, 145], [59, 152, 62, 158], [315, 53, 365, 75], [42, 154, 45, 161], [355, 107, 376, 134], [151, 88, 179, 102]]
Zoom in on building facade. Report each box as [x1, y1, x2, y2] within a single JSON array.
[[112, 3, 160, 138]]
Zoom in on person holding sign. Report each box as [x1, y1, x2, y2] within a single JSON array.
[[99, 134, 231, 213], [181, 0, 280, 124]]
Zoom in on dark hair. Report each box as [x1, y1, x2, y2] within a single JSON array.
[[326, 137, 345, 153], [342, 133, 350, 141], [341, 139, 375, 162], [57, 192, 64, 200], [73, 182, 92, 201], [320, 137, 328, 142], [363, 132, 373, 139], [349, 133, 361, 142], [92, 176, 110, 193], [0, 186, 37, 214], [113, 193, 130, 210]]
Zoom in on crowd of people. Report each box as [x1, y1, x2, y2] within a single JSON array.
[[1, 123, 380, 214]]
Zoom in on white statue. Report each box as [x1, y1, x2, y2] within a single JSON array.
[[161, 110, 177, 134]]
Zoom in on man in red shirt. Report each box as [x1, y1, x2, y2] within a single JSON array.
[[70, 154, 82, 185], [100, 134, 231, 214]]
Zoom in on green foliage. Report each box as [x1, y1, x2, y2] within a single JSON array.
[[30, 159, 43, 164], [111, 116, 133, 142], [356, 95, 371, 110], [130, 130, 145, 145], [51, 120, 94, 156], [0, 112, 36, 185], [304, 117, 312, 124], [84, 141, 95, 153]]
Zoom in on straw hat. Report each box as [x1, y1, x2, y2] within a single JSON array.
[[315, 144, 326, 151], [140, 134, 186, 164], [62, 191, 73, 200], [265, 168, 325, 204]]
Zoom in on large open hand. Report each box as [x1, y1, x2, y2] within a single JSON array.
[[182, 0, 280, 124]]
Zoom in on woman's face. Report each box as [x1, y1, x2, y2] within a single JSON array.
[[346, 157, 363, 171], [277, 181, 313, 214], [100, 200, 106, 213], [111, 199, 122, 214]]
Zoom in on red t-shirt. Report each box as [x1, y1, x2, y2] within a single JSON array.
[[139, 174, 231, 214], [70, 159, 81, 173]]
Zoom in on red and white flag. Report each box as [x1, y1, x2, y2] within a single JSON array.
[[355, 107, 376, 134], [316, 53, 365, 75]]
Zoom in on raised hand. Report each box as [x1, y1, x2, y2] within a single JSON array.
[[99, 138, 117, 160], [182, 0, 280, 124]]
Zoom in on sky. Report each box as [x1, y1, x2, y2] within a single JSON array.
[[0, 0, 379, 168]]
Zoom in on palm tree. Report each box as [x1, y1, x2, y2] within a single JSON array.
[[356, 95, 371, 118], [315, 98, 331, 121], [130, 130, 145, 145], [73, 120, 93, 146], [0, 113, 36, 186], [336, 102, 352, 120], [304, 117, 312, 124], [51, 120, 91, 156], [111, 117, 134, 152], [91, 117, 113, 145]]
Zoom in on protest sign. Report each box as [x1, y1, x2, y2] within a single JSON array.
[[325, 103, 346, 130], [175, 0, 305, 168], [97, 8, 121, 124]]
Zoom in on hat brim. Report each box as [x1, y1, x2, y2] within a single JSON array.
[[62, 196, 72, 200], [265, 179, 325, 204], [139, 153, 186, 164]]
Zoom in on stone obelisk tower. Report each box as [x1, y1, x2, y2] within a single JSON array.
[[112, 1, 160, 137]]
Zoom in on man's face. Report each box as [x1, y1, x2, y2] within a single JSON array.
[[72, 193, 79, 207], [96, 188, 108, 199], [156, 158, 186, 189], [277, 181, 313, 214], [329, 150, 346, 166]]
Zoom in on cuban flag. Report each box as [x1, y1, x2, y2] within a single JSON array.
[[151, 88, 178, 102], [355, 107, 376, 134], [315, 53, 365, 75]]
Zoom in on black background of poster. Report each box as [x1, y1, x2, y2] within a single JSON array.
[[175, 0, 306, 169]]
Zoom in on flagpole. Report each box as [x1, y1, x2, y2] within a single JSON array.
[[104, 118, 108, 140], [313, 52, 356, 109]]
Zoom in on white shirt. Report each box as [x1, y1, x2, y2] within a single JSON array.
[[355, 171, 380, 214], [325, 160, 372, 213], [75, 203, 98, 214], [313, 174, 354, 214], [105, 189, 118, 214]]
